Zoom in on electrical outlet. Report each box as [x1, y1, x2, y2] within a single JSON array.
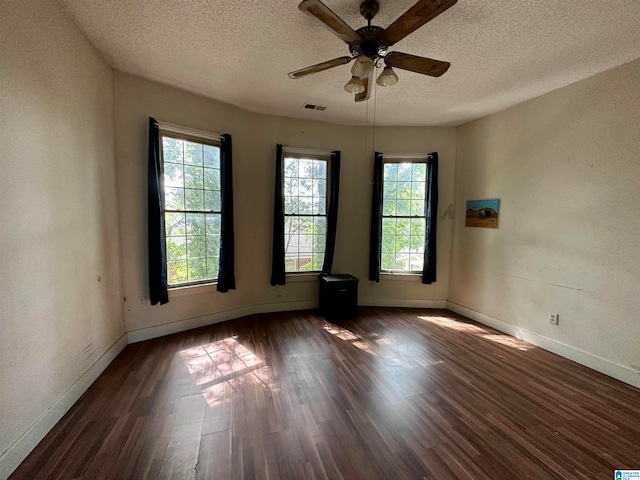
[[138, 296, 145, 306], [548, 313, 559, 325]]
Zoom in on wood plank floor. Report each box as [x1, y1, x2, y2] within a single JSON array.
[[10, 307, 640, 479]]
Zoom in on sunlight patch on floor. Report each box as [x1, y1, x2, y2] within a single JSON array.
[[180, 336, 276, 407]]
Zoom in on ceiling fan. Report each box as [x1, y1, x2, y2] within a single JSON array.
[[288, 0, 457, 102]]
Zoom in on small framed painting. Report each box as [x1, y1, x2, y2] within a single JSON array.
[[465, 199, 500, 228]]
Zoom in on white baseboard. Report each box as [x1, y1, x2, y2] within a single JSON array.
[[0, 333, 128, 480], [447, 301, 640, 389], [127, 300, 318, 343], [360, 298, 447, 309]]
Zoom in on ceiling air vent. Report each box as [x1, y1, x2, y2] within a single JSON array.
[[303, 103, 327, 111]]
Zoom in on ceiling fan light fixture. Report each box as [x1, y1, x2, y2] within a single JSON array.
[[350, 55, 374, 77], [376, 66, 399, 87], [344, 76, 366, 94]]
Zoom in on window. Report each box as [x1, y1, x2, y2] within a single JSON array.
[[161, 131, 222, 286], [381, 159, 427, 273], [283, 152, 328, 272]]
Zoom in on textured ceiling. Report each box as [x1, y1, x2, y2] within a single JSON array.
[[58, 0, 640, 126]]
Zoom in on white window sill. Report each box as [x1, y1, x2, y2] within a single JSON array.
[[168, 282, 218, 298], [380, 273, 422, 282]]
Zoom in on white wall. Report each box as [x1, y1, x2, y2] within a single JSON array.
[[114, 73, 457, 341], [449, 59, 640, 388], [0, 0, 126, 477]]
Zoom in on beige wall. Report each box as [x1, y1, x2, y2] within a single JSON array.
[[0, 0, 126, 476], [449, 59, 640, 387], [114, 72, 457, 341]]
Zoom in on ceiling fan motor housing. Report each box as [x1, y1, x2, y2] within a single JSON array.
[[350, 26, 388, 59]]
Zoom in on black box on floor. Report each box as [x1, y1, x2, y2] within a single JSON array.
[[319, 274, 359, 321]]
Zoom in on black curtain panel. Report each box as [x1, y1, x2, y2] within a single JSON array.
[[368, 152, 383, 282], [422, 152, 439, 284], [217, 134, 236, 292], [321, 151, 341, 275], [270, 144, 286, 286], [148, 117, 169, 305]]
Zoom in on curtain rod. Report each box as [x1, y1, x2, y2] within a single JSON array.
[[282, 145, 333, 157], [156, 121, 223, 142], [382, 153, 432, 159]]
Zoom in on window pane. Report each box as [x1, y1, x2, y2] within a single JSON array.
[[185, 189, 204, 210], [382, 234, 395, 254], [188, 258, 207, 282], [165, 187, 184, 210], [165, 212, 185, 236], [396, 200, 411, 216], [412, 163, 426, 182], [412, 181, 426, 200], [164, 162, 184, 188], [206, 214, 221, 235], [204, 190, 221, 212], [204, 145, 220, 168], [381, 252, 395, 271], [410, 199, 425, 216], [163, 137, 183, 163], [313, 179, 326, 198], [314, 234, 326, 253], [298, 197, 312, 215], [398, 181, 411, 198], [284, 177, 298, 197], [284, 196, 298, 215], [184, 165, 203, 189], [166, 236, 186, 261], [383, 198, 396, 216], [410, 235, 424, 252], [204, 167, 220, 191], [410, 218, 425, 238], [410, 253, 424, 271], [206, 257, 219, 279], [314, 217, 327, 234], [312, 198, 326, 215], [284, 157, 298, 177], [397, 218, 410, 235], [206, 234, 220, 257], [383, 180, 397, 200], [186, 213, 205, 236], [382, 218, 396, 236], [398, 163, 412, 181], [168, 260, 187, 284], [314, 160, 326, 179], [384, 163, 397, 182], [187, 235, 206, 259], [184, 141, 203, 165]]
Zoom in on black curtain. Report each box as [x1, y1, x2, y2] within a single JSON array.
[[368, 152, 383, 282], [270, 144, 286, 286], [422, 152, 439, 284], [148, 117, 169, 305], [321, 151, 341, 274], [217, 134, 236, 292]]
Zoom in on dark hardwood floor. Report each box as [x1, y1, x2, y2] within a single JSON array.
[[10, 307, 640, 479]]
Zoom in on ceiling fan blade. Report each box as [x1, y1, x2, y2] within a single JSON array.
[[355, 70, 374, 102], [384, 52, 450, 77], [298, 0, 361, 44], [288, 56, 353, 79], [382, 0, 457, 46]]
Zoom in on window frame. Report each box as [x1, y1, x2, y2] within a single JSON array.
[[281, 147, 332, 275], [380, 155, 429, 275], [159, 124, 224, 288]]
